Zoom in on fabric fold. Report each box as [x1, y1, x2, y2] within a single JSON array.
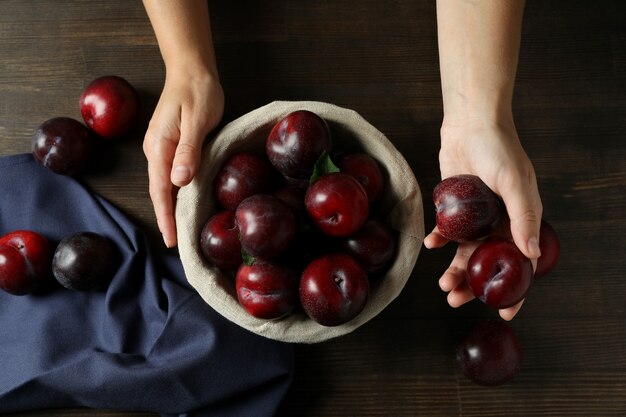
[[0, 153, 293, 416]]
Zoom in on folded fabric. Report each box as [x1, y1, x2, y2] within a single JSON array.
[[0, 153, 293, 416]]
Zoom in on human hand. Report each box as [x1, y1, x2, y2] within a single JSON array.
[[424, 118, 543, 320], [143, 68, 224, 248]]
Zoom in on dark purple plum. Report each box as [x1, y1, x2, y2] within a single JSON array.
[[274, 184, 307, 215], [199, 210, 242, 271], [467, 239, 533, 309], [337, 152, 385, 203], [299, 253, 369, 327], [535, 219, 560, 279], [52, 232, 118, 291], [214, 152, 281, 210], [339, 218, 396, 274], [433, 174, 503, 242], [305, 173, 369, 237], [266, 110, 332, 178], [235, 194, 297, 260], [236, 260, 299, 320], [32, 117, 94, 176], [457, 320, 523, 386]]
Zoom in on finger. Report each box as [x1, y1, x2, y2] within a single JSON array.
[[438, 242, 479, 291], [447, 281, 476, 308], [148, 161, 179, 248], [439, 265, 465, 292], [501, 174, 543, 260], [424, 226, 449, 249], [170, 111, 207, 187], [144, 128, 179, 248], [499, 299, 525, 321]]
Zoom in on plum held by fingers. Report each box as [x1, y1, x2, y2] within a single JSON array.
[[433, 174, 503, 242], [466, 239, 533, 309]]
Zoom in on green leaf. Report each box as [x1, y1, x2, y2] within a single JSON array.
[[241, 249, 255, 266], [310, 150, 340, 185]]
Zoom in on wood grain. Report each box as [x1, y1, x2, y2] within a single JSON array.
[[1, 0, 625, 416]]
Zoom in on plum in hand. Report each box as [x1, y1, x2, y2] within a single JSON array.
[[535, 219, 560, 279], [466, 239, 533, 309], [433, 174, 503, 242]]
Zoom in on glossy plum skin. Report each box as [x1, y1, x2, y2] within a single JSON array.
[[535, 220, 561, 279], [214, 152, 281, 210], [266, 110, 332, 178], [457, 320, 523, 386], [337, 152, 385, 203], [299, 253, 369, 326], [0, 230, 53, 295], [467, 240, 533, 309], [32, 117, 94, 176], [305, 173, 369, 237], [235, 194, 297, 260], [200, 210, 242, 270], [236, 260, 299, 320], [339, 219, 396, 274], [433, 174, 503, 242], [79, 75, 139, 139], [52, 232, 118, 291]]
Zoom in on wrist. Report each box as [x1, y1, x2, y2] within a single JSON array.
[[164, 58, 220, 89], [440, 110, 517, 147], [441, 83, 514, 123]]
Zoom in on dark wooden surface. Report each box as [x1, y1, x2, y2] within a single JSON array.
[[1, 0, 625, 416]]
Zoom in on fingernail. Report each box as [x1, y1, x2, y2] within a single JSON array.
[[162, 234, 172, 248], [172, 165, 191, 184], [527, 236, 541, 258]]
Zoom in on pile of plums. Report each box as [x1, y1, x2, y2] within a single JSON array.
[[433, 174, 561, 385], [200, 110, 398, 326], [0, 229, 119, 295], [32, 75, 139, 176]]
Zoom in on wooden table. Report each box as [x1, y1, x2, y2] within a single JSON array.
[[1, 1, 625, 416]]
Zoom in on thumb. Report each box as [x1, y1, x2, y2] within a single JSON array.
[[500, 179, 543, 261], [170, 117, 205, 187]]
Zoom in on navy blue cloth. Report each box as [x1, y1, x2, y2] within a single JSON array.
[[0, 153, 293, 416]]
